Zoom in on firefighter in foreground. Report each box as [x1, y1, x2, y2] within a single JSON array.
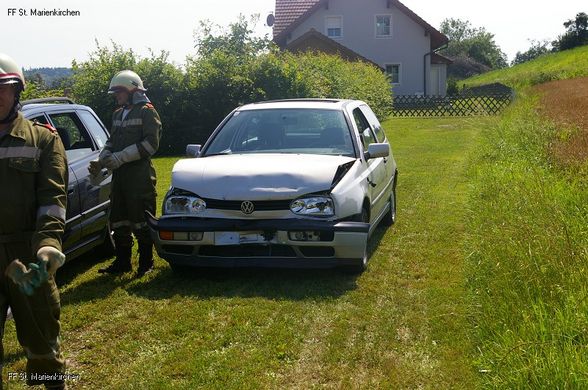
[[0, 53, 68, 389], [90, 70, 161, 277]]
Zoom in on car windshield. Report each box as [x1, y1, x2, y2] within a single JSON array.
[[203, 108, 355, 157]]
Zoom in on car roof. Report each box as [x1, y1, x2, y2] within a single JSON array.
[[237, 98, 362, 111], [21, 103, 94, 116]]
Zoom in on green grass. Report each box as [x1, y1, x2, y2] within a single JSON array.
[[464, 91, 588, 387], [2, 117, 483, 389], [464, 45, 588, 89]]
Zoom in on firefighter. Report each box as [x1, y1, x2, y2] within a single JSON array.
[[0, 53, 68, 389], [91, 70, 161, 277]]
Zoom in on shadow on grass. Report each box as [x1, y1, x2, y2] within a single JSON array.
[[126, 265, 359, 301], [56, 250, 113, 288]]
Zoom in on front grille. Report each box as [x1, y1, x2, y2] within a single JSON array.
[[203, 198, 292, 211], [198, 244, 296, 257]]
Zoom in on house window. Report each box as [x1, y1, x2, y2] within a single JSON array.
[[385, 64, 400, 84], [375, 15, 392, 37], [325, 16, 343, 38]]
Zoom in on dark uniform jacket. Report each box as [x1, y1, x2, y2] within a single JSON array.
[[0, 112, 68, 255], [104, 102, 161, 195]]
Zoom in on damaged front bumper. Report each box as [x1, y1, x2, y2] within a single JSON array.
[[145, 211, 369, 268]]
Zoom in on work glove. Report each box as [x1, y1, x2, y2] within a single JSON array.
[[5, 260, 45, 296], [101, 144, 141, 171], [37, 246, 66, 277], [88, 159, 102, 175], [101, 152, 124, 170]]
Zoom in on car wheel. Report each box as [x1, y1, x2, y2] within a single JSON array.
[[97, 221, 115, 258], [383, 175, 397, 226], [170, 263, 190, 274], [343, 207, 369, 274]]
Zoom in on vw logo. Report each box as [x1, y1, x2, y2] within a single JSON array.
[[241, 200, 255, 214]]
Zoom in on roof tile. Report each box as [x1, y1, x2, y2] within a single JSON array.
[[273, 0, 321, 39]]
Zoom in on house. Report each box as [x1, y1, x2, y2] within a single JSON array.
[[272, 0, 451, 96]]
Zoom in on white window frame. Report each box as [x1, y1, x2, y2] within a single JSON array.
[[325, 15, 343, 38], [385, 63, 401, 85], [375, 14, 393, 38]]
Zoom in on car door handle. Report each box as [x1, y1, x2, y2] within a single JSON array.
[[366, 177, 376, 187], [67, 188, 76, 195]]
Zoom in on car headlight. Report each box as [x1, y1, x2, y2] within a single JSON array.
[[290, 196, 334, 216], [164, 195, 206, 215]]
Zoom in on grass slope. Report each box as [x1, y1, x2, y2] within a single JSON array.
[[464, 45, 588, 89], [464, 91, 588, 388], [2, 117, 482, 389]]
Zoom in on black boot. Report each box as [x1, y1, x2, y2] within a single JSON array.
[[136, 240, 154, 277], [98, 242, 132, 274]]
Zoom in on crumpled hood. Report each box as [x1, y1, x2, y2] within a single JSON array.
[[172, 154, 356, 200]]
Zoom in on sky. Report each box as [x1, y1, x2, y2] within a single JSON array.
[[2, 0, 586, 69]]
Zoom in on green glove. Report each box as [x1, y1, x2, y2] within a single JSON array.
[[5, 260, 43, 296]]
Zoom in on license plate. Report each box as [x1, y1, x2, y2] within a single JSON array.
[[214, 232, 262, 245]]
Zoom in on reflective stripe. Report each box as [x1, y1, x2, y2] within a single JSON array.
[[37, 205, 66, 221], [24, 347, 57, 360], [112, 220, 147, 230], [112, 220, 132, 229], [0, 146, 41, 159], [113, 118, 143, 127], [140, 139, 156, 155], [121, 144, 141, 161], [133, 222, 147, 230]]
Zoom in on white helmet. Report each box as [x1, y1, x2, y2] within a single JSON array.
[[108, 70, 146, 94], [0, 53, 25, 90]]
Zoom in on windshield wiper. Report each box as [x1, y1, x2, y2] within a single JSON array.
[[205, 149, 232, 156]]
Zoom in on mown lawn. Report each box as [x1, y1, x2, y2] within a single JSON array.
[[2, 117, 486, 389]]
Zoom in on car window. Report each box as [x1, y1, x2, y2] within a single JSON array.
[[204, 109, 355, 157], [48, 112, 95, 161], [352, 108, 377, 152], [77, 109, 108, 149], [30, 114, 50, 125], [360, 105, 385, 142]]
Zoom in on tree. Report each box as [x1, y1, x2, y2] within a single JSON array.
[[512, 40, 551, 65], [552, 12, 588, 51], [440, 18, 507, 77], [194, 15, 273, 61]]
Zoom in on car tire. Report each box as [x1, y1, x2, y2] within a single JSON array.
[[383, 174, 397, 226], [343, 207, 369, 274], [97, 221, 115, 258], [169, 263, 190, 274]]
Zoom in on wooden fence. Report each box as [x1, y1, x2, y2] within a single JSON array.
[[391, 83, 514, 117]]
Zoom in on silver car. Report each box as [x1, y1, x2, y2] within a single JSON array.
[[147, 99, 397, 272]]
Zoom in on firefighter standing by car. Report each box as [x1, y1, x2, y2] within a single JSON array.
[[0, 53, 68, 389], [90, 70, 161, 277]]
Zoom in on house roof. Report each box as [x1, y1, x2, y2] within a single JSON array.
[[285, 28, 384, 69], [431, 52, 453, 64], [273, 0, 449, 50]]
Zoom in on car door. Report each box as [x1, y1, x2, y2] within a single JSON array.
[[27, 112, 82, 253], [46, 109, 111, 248], [75, 108, 112, 239], [359, 104, 395, 210], [351, 107, 388, 224]]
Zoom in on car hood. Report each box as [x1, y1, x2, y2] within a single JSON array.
[[172, 154, 356, 200]]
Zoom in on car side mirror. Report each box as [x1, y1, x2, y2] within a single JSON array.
[[365, 143, 389, 160], [186, 144, 201, 157]]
